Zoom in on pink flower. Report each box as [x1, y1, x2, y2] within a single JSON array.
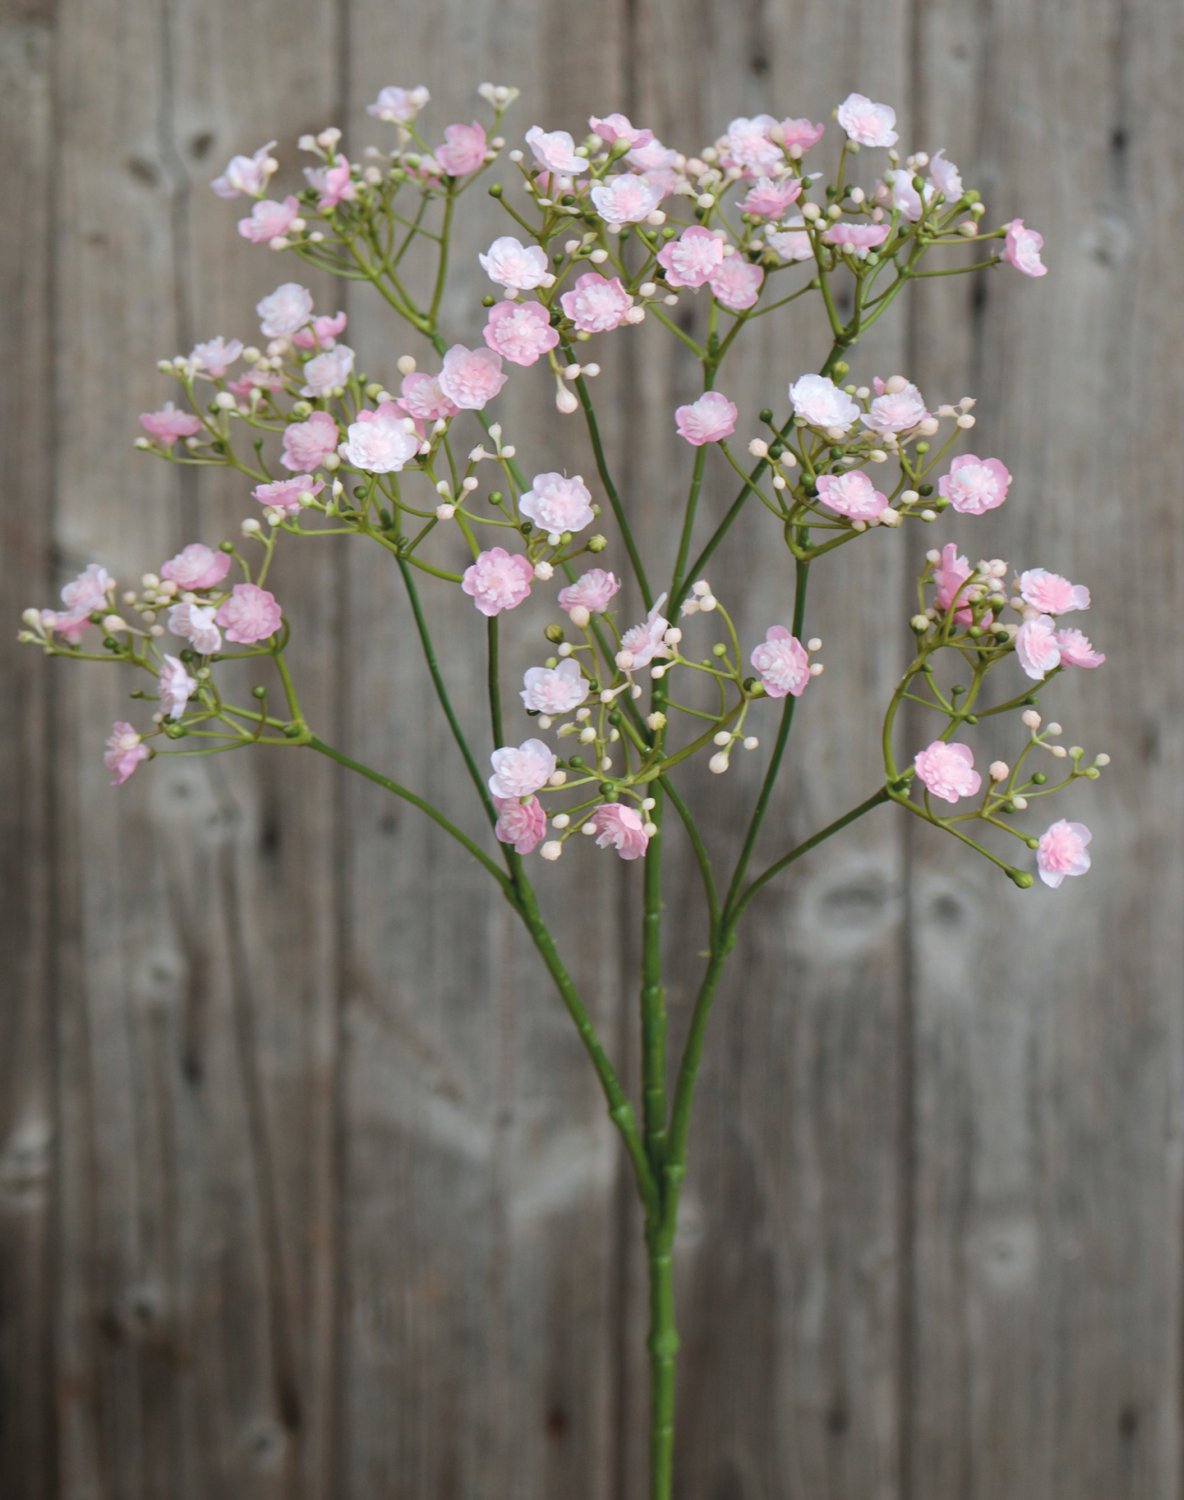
[[60, 563, 113, 613], [307, 153, 356, 211], [560, 272, 633, 332], [863, 377, 928, 435], [40, 607, 93, 643], [256, 282, 314, 338], [483, 301, 559, 367], [167, 602, 221, 654], [104, 722, 150, 785], [1054, 627, 1105, 669], [822, 221, 891, 253], [479, 236, 551, 291], [493, 795, 547, 855], [1019, 568, 1091, 615], [932, 544, 980, 626], [1003, 219, 1047, 277], [657, 226, 726, 288], [589, 113, 653, 149], [211, 141, 277, 199], [396, 371, 458, 424], [252, 474, 324, 515], [525, 126, 586, 177], [520, 658, 588, 714], [281, 411, 340, 472], [227, 368, 284, 399], [590, 174, 663, 226], [675, 391, 738, 445], [190, 336, 243, 378], [238, 195, 300, 244], [292, 311, 348, 350], [625, 138, 680, 190], [215, 583, 282, 644], [140, 403, 202, 444], [1015, 614, 1062, 679], [913, 740, 982, 803], [780, 118, 826, 152], [367, 85, 430, 123], [619, 594, 670, 670], [725, 115, 782, 172], [737, 176, 803, 218], [589, 803, 650, 860], [438, 345, 508, 410], [158, 655, 197, 720], [928, 150, 963, 201], [557, 568, 621, 619], [160, 544, 230, 591], [767, 222, 813, 262], [815, 469, 889, 521], [519, 472, 595, 535], [462, 548, 534, 617], [880, 168, 926, 222], [488, 738, 556, 798], [300, 343, 355, 397], [836, 93, 898, 148], [939, 454, 1012, 515], [750, 626, 810, 698], [1036, 820, 1092, 888], [342, 403, 419, 473], [788, 373, 860, 432], [708, 258, 764, 311], [435, 121, 487, 176]]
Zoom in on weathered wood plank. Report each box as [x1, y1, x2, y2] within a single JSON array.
[[907, 0, 1184, 1496]]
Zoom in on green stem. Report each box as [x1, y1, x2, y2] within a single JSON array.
[[641, 772, 667, 1175], [646, 1231, 679, 1500]]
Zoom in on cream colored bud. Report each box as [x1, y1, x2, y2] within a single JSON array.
[[540, 841, 563, 861]]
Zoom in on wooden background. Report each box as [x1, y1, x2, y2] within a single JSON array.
[[3, 0, 1182, 1495]]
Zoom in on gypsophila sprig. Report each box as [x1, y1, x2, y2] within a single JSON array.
[[21, 84, 1105, 1500]]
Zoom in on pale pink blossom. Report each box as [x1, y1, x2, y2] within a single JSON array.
[[436, 121, 488, 176], [306, 153, 356, 211], [519, 472, 595, 534], [212, 141, 277, 199], [281, 411, 340, 472], [256, 282, 314, 338], [104, 722, 150, 785], [590, 174, 663, 226], [657, 226, 726, 288], [1015, 614, 1062, 679], [493, 795, 547, 854], [625, 137, 679, 178], [238, 195, 300, 244], [788, 373, 860, 432], [822, 221, 891, 254], [750, 626, 810, 698], [766, 221, 813, 262], [40, 607, 93, 643], [161, 545, 230, 591], [479, 236, 551, 291], [880, 168, 926, 222], [675, 391, 738, 445], [815, 469, 889, 521], [167, 602, 222, 654], [140, 403, 202, 444], [252, 474, 324, 515], [835, 93, 898, 148], [190, 336, 243, 378], [932, 544, 980, 626], [559, 272, 633, 332], [928, 150, 963, 201], [863, 378, 928, 435], [1003, 219, 1047, 277], [725, 115, 782, 172], [438, 344, 508, 410], [215, 583, 283, 644], [227, 368, 284, 399], [619, 594, 670, 670], [589, 113, 653, 149], [779, 117, 825, 152], [342, 402, 419, 473], [521, 658, 589, 715], [939, 454, 1012, 515], [913, 740, 982, 803], [483, 301, 559, 367], [158, 655, 197, 720], [366, 85, 430, 123], [1054, 627, 1105, 669], [557, 568, 620, 616], [60, 563, 113, 613], [590, 803, 650, 860], [708, 257, 764, 310], [396, 371, 459, 424], [292, 311, 348, 349], [462, 548, 535, 616], [1036, 820, 1092, 888], [1019, 569, 1091, 615], [524, 126, 586, 177], [488, 738, 556, 798], [738, 176, 803, 218], [300, 343, 355, 397]]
